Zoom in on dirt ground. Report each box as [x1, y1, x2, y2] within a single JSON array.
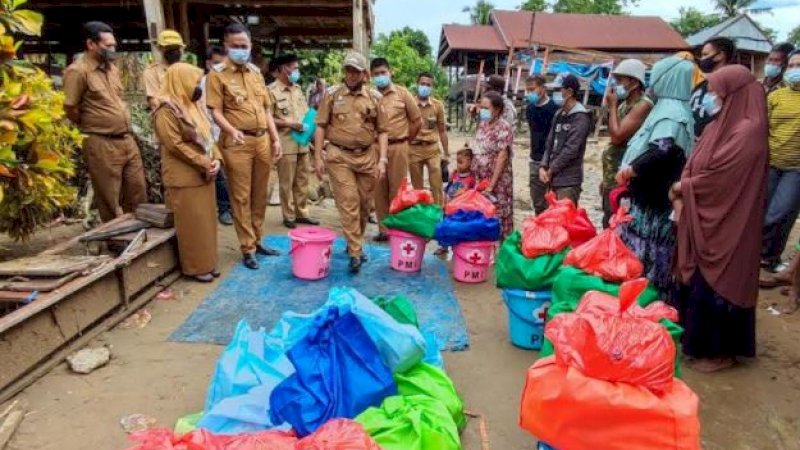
[[4, 133, 800, 450]]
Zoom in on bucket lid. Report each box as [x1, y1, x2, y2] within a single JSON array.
[[288, 226, 336, 242]]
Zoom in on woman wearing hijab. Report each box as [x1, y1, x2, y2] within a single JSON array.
[[153, 62, 221, 282], [615, 56, 695, 296], [671, 65, 769, 373]]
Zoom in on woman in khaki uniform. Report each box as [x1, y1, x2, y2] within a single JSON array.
[[153, 63, 221, 282]]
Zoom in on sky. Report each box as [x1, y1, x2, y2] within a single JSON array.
[[374, 0, 800, 54]]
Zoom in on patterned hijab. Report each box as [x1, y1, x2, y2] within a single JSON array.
[[158, 62, 212, 146]]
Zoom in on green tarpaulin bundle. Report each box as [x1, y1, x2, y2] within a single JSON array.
[[394, 363, 466, 430], [496, 231, 567, 291], [356, 394, 461, 450], [381, 204, 443, 239], [372, 295, 419, 328]]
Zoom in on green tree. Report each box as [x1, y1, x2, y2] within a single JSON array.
[[712, 0, 770, 17], [670, 7, 724, 37], [519, 0, 548, 11], [789, 24, 800, 47], [371, 34, 449, 99], [551, 0, 638, 14], [462, 0, 495, 25], [388, 27, 432, 58]]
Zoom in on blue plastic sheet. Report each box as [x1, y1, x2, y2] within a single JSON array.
[[422, 332, 445, 370], [434, 210, 501, 247], [531, 59, 613, 95], [269, 308, 398, 437], [290, 108, 317, 146]]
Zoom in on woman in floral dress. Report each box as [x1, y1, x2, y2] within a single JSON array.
[[471, 91, 515, 238]]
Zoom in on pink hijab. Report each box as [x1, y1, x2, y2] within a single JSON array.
[[676, 65, 768, 308]]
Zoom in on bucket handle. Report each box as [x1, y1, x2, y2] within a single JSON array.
[[288, 233, 311, 255], [454, 246, 495, 266], [506, 299, 550, 326]]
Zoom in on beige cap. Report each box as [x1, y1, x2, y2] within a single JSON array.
[[343, 51, 367, 71], [157, 29, 185, 48]]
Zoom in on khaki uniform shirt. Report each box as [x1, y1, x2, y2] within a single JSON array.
[[316, 84, 389, 149], [63, 55, 131, 135], [268, 79, 309, 155], [415, 97, 445, 144], [142, 61, 168, 101], [206, 58, 271, 133], [379, 84, 421, 141]]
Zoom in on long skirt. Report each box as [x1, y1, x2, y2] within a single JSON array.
[[166, 183, 218, 276], [677, 271, 756, 359], [620, 204, 676, 296]]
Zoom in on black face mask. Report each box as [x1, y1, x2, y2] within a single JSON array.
[[163, 48, 182, 65], [698, 53, 719, 73], [191, 86, 203, 103]]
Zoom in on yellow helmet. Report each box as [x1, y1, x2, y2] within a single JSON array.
[[157, 29, 185, 48]]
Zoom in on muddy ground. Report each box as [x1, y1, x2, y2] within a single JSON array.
[[4, 134, 800, 450]]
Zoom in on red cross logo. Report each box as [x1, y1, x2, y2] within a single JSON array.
[[321, 246, 332, 262], [467, 250, 483, 265], [533, 303, 551, 324], [401, 240, 417, 258]]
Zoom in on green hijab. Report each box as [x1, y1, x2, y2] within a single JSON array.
[[621, 56, 696, 167]]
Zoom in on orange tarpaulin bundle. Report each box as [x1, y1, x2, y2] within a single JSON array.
[[520, 216, 571, 259], [444, 181, 496, 218], [533, 192, 596, 248], [389, 179, 434, 214], [564, 207, 642, 282]]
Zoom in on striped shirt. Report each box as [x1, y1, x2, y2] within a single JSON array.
[[767, 87, 800, 170]]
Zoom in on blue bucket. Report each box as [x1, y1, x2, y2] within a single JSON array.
[[501, 289, 551, 350]]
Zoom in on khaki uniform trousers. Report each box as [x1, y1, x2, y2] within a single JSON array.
[[374, 141, 409, 231], [277, 152, 311, 221], [408, 142, 444, 205], [326, 144, 378, 257], [83, 134, 147, 222], [166, 183, 218, 276], [220, 134, 273, 255]]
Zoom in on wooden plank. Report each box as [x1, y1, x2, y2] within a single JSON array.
[[142, 0, 166, 56], [0, 256, 107, 278], [0, 404, 24, 450], [0, 272, 81, 293], [40, 215, 135, 256]]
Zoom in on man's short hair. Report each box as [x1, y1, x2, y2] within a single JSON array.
[[370, 57, 390, 71], [457, 147, 474, 159], [526, 75, 546, 86], [224, 22, 250, 38], [206, 45, 225, 59], [704, 37, 737, 63], [273, 54, 298, 68], [417, 71, 435, 82], [772, 42, 797, 64], [84, 21, 113, 42]]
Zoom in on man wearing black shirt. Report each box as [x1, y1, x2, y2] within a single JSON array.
[[525, 75, 560, 214]]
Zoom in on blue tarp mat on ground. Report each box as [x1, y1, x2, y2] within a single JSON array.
[[169, 236, 469, 352]]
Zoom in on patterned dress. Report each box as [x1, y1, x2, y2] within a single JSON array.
[[471, 119, 514, 238]]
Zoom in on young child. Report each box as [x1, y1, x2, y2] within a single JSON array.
[[436, 146, 478, 256]]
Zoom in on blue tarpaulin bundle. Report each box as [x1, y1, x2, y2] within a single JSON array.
[[435, 210, 501, 247], [531, 59, 614, 95]]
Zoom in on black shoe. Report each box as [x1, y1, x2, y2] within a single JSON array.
[[360, 254, 368, 263], [218, 211, 234, 226], [256, 245, 280, 256], [283, 219, 297, 229], [349, 256, 363, 274], [243, 254, 259, 270], [373, 232, 389, 243], [295, 217, 320, 225]]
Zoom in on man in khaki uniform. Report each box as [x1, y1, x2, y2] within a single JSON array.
[[369, 57, 422, 241], [314, 51, 389, 273], [63, 21, 147, 224], [142, 29, 185, 110], [409, 71, 449, 205], [268, 54, 319, 229], [207, 23, 283, 270]]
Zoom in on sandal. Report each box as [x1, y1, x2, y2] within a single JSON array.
[[191, 273, 215, 283], [689, 357, 735, 373]]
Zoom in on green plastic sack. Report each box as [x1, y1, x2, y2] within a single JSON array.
[[496, 231, 567, 291], [540, 266, 683, 377], [394, 363, 466, 430], [382, 204, 443, 239], [373, 295, 419, 328], [356, 395, 460, 450], [174, 411, 203, 435]]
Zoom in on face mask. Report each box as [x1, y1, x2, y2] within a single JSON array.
[[526, 92, 540, 104], [191, 86, 203, 103], [478, 108, 492, 122], [552, 91, 564, 106], [784, 68, 800, 89], [702, 92, 722, 117], [615, 84, 629, 100], [418, 85, 432, 98], [163, 48, 182, 65], [99, 47, 117, 62], [764, 63, 782, 79], [228, 48, 251, 65], [698, 54, 718, 73], [373, 74, 390, 89], [288, 69, 300, 84]]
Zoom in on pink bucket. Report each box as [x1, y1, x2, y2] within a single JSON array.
[[388, 229, 427, 273], [288, 226, 336, 280], [453, 241, 496, 283]]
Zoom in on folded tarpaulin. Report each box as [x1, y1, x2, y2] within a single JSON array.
[[495, 230, 567, 291], [434, 210, 501, 247], [382, 204, 443, 239], [356, 395, 461, 450]]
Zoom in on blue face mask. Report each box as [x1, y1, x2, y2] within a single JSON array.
[[615, 84, 629, 100], [288, 69, 300, 84], [478, 108, 492, 122], [552, 91, 564, 106], [785, 68, 800, 87], [228, 48, 251, 65], [526, 92, 540, 104], [373, 74, 391, 89], [702, 92, 722, 117], [418, 85, 432, 98], [764, 63, 782, 79]]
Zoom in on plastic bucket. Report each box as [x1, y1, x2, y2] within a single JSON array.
[[501, 289, 552, 350], [452, 241, 495, 283], [388, 229, 427, 272], [288, 226, 336, 280]]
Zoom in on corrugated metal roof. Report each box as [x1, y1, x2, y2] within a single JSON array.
[[686, 14, 772, 53], [490, 10, 688, 51], [440, 24, 506, 52]]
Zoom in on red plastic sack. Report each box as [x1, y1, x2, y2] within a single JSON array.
[[535, 192, 597, 247], [389, 179, 434, 214], [444, 183, 496, 218], [564, 208, 642, 282], [127, 428, 298, 450], [545, 279, 678, 393], [520, 215, 570, 258], [519, 357, 701, 450], [296, 419, 381, 449]]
